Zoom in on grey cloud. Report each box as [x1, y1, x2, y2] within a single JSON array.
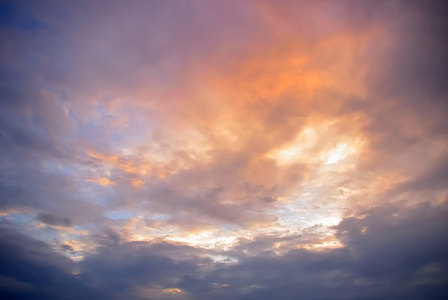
[[60, 244, 75, 253], [89, 227, 121, 248], [1, 201, 448, 299], [36, 213, 72, 227], [79, 241, 204, 297], [0, 166, 107, 227], [0, 225, 107, 300], [211, 202, 448, 300]]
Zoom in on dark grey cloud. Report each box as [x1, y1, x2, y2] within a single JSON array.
[[36, 212, 71, 227], [0, 225, 107, 300], [79, 241, 204, 297], [3, 201, 448, 299], [204, 201, 448, 300]]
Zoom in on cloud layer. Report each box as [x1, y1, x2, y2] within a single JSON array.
[[1, 0, 447, 299]]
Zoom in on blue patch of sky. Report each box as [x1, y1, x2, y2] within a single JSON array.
[[0, 1, 48, 33], [107, 211, 173, 222], [107, 210, 140, 220], [77, 180, 116, 207], [2, 211, 37, 225]]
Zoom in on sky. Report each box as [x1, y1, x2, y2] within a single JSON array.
[[0, 0, 448, 299]]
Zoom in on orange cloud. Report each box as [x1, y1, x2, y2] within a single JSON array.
[[85, 177, 116, 186]]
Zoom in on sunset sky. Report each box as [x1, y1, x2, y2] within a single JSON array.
[[1, 1, 448, 299]]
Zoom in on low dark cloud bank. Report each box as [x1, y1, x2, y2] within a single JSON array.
[[1, 201, 447, 300]]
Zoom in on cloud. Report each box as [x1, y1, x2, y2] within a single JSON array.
[[36, 213, 72, 227], [1, 0, 447, 299], [2, 201, 448, 299], [0, 225, 107, 299]]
